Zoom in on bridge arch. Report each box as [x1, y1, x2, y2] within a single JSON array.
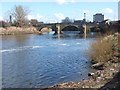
[[39, 26, 52, 33], [61, 25, 79, 31]]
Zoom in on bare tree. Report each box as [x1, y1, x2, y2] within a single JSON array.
[[12, 5, 29, 27]]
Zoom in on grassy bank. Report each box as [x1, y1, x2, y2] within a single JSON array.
[[90, 33, 120, 64], [48, 32, 120, 89], [0, 26, 42, 35]]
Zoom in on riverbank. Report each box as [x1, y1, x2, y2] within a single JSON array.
[[51, 61, 120, 89], [0, 26, 42, 35], [47, 33, 120, 89]]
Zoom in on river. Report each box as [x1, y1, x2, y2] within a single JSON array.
[[1, 31, 95, 88]]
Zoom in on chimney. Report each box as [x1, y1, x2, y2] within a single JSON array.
[[9, 15, 12, 24]]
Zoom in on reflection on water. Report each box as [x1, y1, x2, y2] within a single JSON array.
[[1, 32, 95, 88], [52, 31, 85, 39]]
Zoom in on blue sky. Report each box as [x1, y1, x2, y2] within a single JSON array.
[[0, 0, 119, 23]]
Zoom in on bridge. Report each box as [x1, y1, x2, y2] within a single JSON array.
[[35, 22, 96, 35], [32, 19, 117, 35]]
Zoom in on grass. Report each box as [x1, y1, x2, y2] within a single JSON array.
[[0, 26, 41, 35], [90, 33, 119, 63]]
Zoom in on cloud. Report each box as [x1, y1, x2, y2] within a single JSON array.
[[69, 0, 76, 3], [102, 8, 113, 14], [27, 14, 44, 21], [27, 14, 58, 23], [102, 8, 116, 20], [104, 16, 114, 21], [56, 0, 66, 4], [27, 15, 35, 20], [54, 13, 65, 20], [36, 14, 44, 19], [0, 16, 3, 20], [56, 0, 76, 4]]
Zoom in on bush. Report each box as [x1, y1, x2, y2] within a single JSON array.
[[90, 33, 119, 63]]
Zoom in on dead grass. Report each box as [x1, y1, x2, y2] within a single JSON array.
[[90, 33, 119, 63], [0, 26, 41, 35]]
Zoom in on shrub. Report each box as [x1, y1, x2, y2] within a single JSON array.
[[90, 33, 119, 63]]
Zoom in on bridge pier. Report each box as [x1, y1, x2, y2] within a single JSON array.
[[83, 24, 87, 38], [55, 25, 63, 34], [56, 25, 61, 34]]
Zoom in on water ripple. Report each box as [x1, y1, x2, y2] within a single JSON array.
[[0, 46, 44, 53]]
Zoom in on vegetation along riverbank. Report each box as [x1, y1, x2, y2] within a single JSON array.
[[45, 32, 120, 89], [0, 26, 41, 35]]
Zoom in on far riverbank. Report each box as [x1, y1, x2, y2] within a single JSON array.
[[0, 26, 41, 35]]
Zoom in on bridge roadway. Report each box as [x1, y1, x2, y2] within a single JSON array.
[[36, 22, 95, 34]]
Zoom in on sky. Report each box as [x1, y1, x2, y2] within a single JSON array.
[[0, 0, 119, 23]]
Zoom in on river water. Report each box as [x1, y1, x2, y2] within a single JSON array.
[[1, 31, 95, 88]]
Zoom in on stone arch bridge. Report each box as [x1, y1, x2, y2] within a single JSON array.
[[36, 22, 94, 34]]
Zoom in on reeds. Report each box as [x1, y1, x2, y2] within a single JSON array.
[[90, 33, 119, 63]]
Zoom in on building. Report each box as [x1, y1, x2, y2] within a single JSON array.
[[30, 19, 38, 26], [93, 13, 104, 23], [74, 20, 83, 23], [118, 1, 120, 20], [0, 21, 11, 27], [74, 19, 86, 24], [30, 19, 44, 26]]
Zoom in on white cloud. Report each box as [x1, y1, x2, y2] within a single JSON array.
[[104, 16, 109, 20], [69, 0, 76, 3], [101, 8, 117, 21], [54, 13, 65, 20], [102, 8, 113, 14], [56, 0, 66, 4], [27, 14, 58, 23], [56, 0, 76, 4], [36, 14, 44, 19], [27, 15, 35, 20], [104, 16, 114, 21], [27, 14, 44, 21], [0, 16, 3, 20]]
